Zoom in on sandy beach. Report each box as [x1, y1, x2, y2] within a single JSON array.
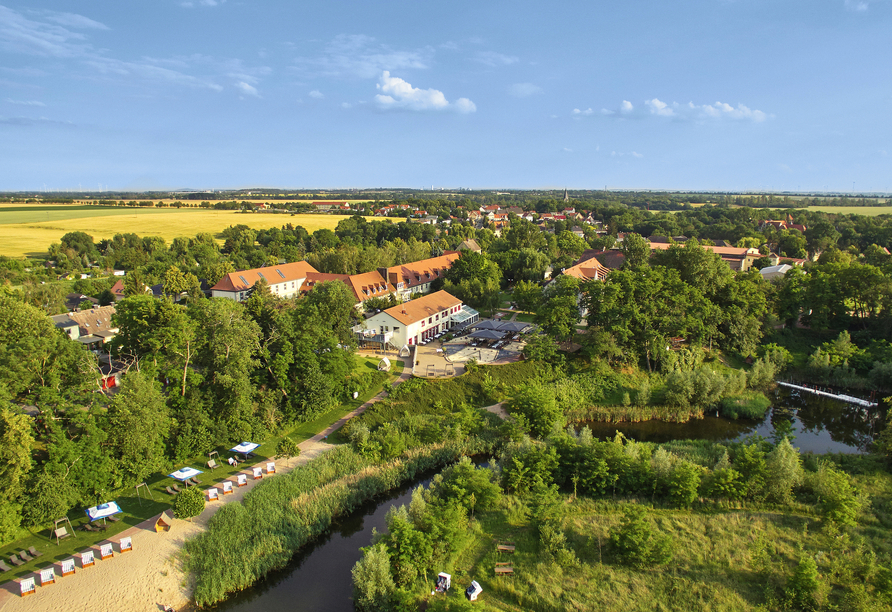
[[0, 441, 333, 612], [0, 367, 411, 612]]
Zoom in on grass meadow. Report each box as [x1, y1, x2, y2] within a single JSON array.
[[0, 203, 375, 257]]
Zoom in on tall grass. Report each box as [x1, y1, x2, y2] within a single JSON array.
[[566, 404, 704, 423], [184, 440, 487, 606]]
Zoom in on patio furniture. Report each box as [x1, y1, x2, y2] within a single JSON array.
[[166, 486, 177, 495], [171, 483, 182, 493], [0, 560, 12, 572], [8, 555, 23, 567], [18, 550, 33, 562], [54, 526, 72, 544], [28, 546, 43, 558]]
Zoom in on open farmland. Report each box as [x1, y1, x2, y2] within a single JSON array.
[[806, 205, 892, 216], [0, 204, 382, 257]]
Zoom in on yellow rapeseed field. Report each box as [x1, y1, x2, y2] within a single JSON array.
[[0, 206, 366, 258]]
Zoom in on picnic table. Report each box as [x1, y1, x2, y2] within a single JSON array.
[[495, 562, 514, 576]]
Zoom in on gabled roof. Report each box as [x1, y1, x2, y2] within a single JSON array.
[[562, 257, 610, 281], [380, 290, 462, 325], [211, 261, 319, 292], [110, 280, 126, 299], [456, 239, 481, 252], [52, 305, 118, 336], [302, 270, 396, 302], [648, 242, 758, 259], [383, 252, 460, 289]]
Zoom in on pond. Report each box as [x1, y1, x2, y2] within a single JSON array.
[[579, 387, 885, 454]]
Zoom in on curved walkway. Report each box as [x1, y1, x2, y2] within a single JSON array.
[[0, 368, 411, 612]]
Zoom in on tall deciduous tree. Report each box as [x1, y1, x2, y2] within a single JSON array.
[[106, 371, 171, 486]]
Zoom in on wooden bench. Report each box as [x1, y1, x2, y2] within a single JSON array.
[[496, 544, 515, 553], [495, 562, 514, 576]]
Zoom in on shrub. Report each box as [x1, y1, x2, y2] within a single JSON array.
[[786, 556, 820, 611], [720, 392, 771, 419], [747, 357, 778, 389], [610, 505, 673, 568], [352, 543, 396, 612], [764, 438, 803, 504], [174, 485, 205, 521], [275, 437, 300, 459], [668, 461, 701, 508], [510, 381, 562, 438], [808, 462, 863, 527]]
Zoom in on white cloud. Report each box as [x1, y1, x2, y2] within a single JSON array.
[[41, 11, 109, 30], [845, 0, 869, 11], [572, 108, 594, 115], [294, 34, 431, 79], [601, 97, 770, 122], [181, 0, 224, 7], [646, 98, 674, 116], [631, 151, 644, 158], [0, 6, 92, 57], [509, 82, 542, 97], [6, 98, 46, 106], [374, 70, 475, 113], [341, 102, 352, 109], [309, 90, 324, 99], [474, 51, 518, 67], [236, 81, 259, 96], [696, 101, 767, 122], [563, 147, 573, 152]]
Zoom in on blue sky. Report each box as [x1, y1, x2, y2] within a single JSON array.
[[1, 0, 890, 192]]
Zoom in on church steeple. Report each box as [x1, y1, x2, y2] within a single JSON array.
[[563, 188, 569, 202]]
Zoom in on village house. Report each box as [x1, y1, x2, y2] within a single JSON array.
[[300, 270, 397, 308], [210, 261, 319, 301], [648, 242, 761, 272], [378, 252, 460, 299], [50, 305, 119, 351], [456, 239, 482, 253], [357, 290, 479, 348], [760, 215, 807, 233], [560, 256, 611, 282]]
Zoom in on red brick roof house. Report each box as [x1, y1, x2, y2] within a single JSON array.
[[211, 261, 319, 301], [378, 252, 460, 298]]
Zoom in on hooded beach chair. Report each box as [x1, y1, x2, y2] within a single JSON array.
[[207, 488, 219, 501]]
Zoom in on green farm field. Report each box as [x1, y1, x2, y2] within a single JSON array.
[[0, 203, 380, 257]]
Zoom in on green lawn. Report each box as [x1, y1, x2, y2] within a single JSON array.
[[0, 357, 404, 581]]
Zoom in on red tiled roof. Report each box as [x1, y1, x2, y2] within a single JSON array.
[[211, 261, 318, 292], [563, 258, 610, 281], [382, 290, 461, 325], [301, 270, 395, 302], [382, 252, 460, 290]]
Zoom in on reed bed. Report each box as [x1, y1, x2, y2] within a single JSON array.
[[566, 404, 705, 423], [184, 440, 486, 606]]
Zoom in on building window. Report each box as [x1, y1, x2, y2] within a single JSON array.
[[394, 327, 400, 332]]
